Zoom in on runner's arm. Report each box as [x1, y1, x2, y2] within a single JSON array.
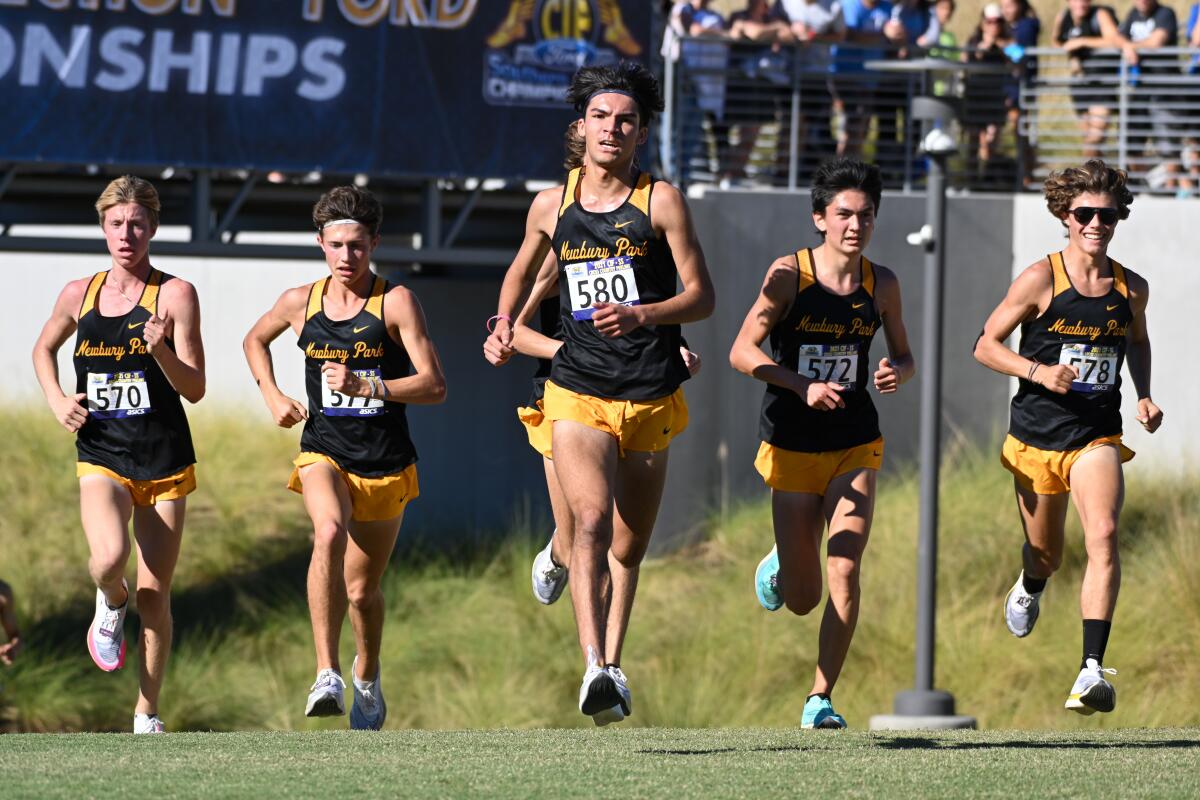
[[0, 580, 20, 665], [244, 286, 309, 427], [148, 279, 205, 403], [381, 286, 448, 405], [872, 266, 916, 393], [974, 261, 1075, 394], [511, 250, 564, 362], [486, 188, 560, 361], [1124, 270, 1162, 432], [32, 279, 90, 432]]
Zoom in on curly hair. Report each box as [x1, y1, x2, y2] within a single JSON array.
[[312, 186, 383, 238], [563, 121, 586, 171], [566, 61, 664, 128], [95, 175, 160, 228], [1043, 160, 1134, 223]]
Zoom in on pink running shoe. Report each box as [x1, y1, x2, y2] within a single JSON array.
[[87, 582, 127, 672]]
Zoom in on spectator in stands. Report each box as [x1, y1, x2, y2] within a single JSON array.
[[1001, 0, 1040, 186], [834, 0, 894, 160], [775, 0, 848, 180], [1053, 0, 1122, 159], [728, 0, 795, 183], [1118, 0, 1186, 192], [964, 4, 1015, 186], [663, 0, 731, 180], [1184, 3, 1200, 194], [0, 580, 20, 666], [873, 0, 928, 180], [919, 0, 959, 98]]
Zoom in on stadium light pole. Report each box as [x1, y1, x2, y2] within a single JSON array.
[[863, 59, 999, 731]]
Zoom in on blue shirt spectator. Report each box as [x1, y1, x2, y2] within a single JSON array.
[[837, 0, 894, 72]]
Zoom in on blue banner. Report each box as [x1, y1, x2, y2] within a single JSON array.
[[0, 1, 651, 180]]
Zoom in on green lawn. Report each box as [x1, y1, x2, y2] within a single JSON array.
[[3, 728, 1199, 799]]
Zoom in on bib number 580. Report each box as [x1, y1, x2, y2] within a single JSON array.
[[574, 273, 632, 308]]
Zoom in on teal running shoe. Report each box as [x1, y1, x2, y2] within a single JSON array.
[[801, 695, 847, 729], [754, 546, 782, 611]]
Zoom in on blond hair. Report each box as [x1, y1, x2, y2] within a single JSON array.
[[94, 175, 161, 228]]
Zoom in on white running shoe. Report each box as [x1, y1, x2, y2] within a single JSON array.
[[133, 714, 165, 734], [305, 668, 346, 717], [531, 533, 568, 605], [349, 656, 387, 731], [608, 665, 633, 719], [87, 581, 128, 672], [1003, 572, 1041, 638], [578, 663, 624, 726], [1065, 659, 1117, 714]]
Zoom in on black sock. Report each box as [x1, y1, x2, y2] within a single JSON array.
[[806, 693, 830, 702], [1022, 572, 1047, 594], [1082, 619, 1112, 668]]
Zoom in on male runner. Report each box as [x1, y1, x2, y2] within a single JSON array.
[[974, 159, 1161, 714], [244, 186, 446, 730], [32, 175, 205, 734], [0, 580, 20, 666], [484, 62, 715, 724], [730, 158, 914, 729]]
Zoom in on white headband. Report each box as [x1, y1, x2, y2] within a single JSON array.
[[321, 218, 363, 229]]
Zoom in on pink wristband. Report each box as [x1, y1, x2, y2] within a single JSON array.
[[486, 314, 512, 333]]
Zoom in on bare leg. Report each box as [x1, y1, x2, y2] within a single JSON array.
[[1069, 446, 1124, 622], [80, 475, 133, 608], [131, 498, 185, 716], [299, 462, 354, 674], [344, 515, 404, 682], [604, 448, 669, 666], [810, 468, 875, 697], [551, 421, 618, 666], [1013, 481, 1070, 582], [772, 490, 826, 617], [543, 457, 575, 567]]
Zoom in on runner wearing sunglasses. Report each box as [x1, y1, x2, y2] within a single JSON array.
[[974, 159, 1162, 716]]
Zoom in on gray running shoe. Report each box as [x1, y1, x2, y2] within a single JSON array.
[[531, 534, 568, 605], [305, 668, 346, 717], [133, 714, 165, 734], [349, 656, 387, 731], [1004, 572, 1041, 638], [1065, 659, 1117, 715]]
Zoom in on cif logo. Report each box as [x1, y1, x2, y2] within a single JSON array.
[[537, 0, 598, 45], [487, 0, 640, 56]]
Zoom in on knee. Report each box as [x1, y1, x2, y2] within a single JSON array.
[[1028, 545, 1063, 576], [609, 536, 649, 570], [346, 581, 380, 612], [826, 557, 862, 599], [89, 545, 130, 582], [784, 589, 822, 617], [1085, 522, 1120, 562], [573, 508, 612, 545], [312, 520, 347, 554], [135, 586, 171, 626]]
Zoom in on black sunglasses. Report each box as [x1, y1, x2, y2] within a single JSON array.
[[1070, 206, 1119, 226]]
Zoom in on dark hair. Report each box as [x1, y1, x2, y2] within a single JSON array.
[[810, 158, 883, 218], [312, 186, 383, 238], [1043, 159, 1133, 223], [563, 121, 586, 171], [567, 61, 664, 128]]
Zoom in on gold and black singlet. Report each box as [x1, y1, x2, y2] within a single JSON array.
[[528, 295, 563, 407], [549, 167, 690, 401], [298, 276, 417, 477], [759, 249, 882, 453], [1009, 251, 1132, 451], [72, 269, 196, 480]]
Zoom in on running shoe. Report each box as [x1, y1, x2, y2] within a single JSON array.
[[87, 581, 128, 672], [578, 663, 624, 726], [133, 714, 165, 734], [531, 533, 568, 605], [1003, 571, 1042, 638], [755, 546, 783, 611], [349, 656, 386, 731], [801, 695, 847, 729], [608, 665, 633, 719], [305, 668, 346, 717], [1065, 659, 1117, 715]]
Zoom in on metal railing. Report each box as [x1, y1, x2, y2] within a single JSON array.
[[662, 38, 1200, 195]]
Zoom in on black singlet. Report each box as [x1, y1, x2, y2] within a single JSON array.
[[528, 295, 563, 407], [759, 249, 883, 453], [297, 275, 417, 477], [1009, 251, 1132, 451], [549, 167, 690, 401], [73, 269, 196, 480]]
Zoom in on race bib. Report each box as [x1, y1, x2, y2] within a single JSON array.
[[564, 256, 641, 321], [86, 371, 153, 419], [1059, 344, 1118, 393], [321, 368, 385, 416], [798, 344, 859, 389]]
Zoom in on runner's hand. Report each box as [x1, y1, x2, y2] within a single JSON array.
[[681, 347, 702, 376], [591, 302, 640, 338], [322, 361, 365, 396], [267, 391, 308, 428], [1035, 363, 1076, 395], [874, 357, 899, 393], [144, 312, 168, 354], [802, 379, 846, 411], [52, 392, 89, 433], [1136, 397, 1163, 433], [0, 636, 21, 665], [484, 319, 515, 366]]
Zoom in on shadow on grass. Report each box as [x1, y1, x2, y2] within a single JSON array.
[[639, 745, 807, 756], [876, 736, 1200, 751]]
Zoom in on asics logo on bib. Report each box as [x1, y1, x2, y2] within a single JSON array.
[[1047, 318, 1127, 341]]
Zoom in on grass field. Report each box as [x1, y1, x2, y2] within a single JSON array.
[[3, 728, 1199, 799], [1, 409, 1199, 735]]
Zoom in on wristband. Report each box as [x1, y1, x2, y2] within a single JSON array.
[[369, 377, 380, 399], [486, 314, 512, 333]]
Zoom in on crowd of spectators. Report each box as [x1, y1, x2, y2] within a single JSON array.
[[661, 0, 1200, 193]]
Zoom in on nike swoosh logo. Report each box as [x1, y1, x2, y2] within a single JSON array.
[[662, 427, 671, 435], [1106, 304, 1119, 311], [353, 325, 370, 333], [174, 478, 185, 485], [852, 303, 866, 309], [127, 321, 144, 329], [614, 221, 634, 229]]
